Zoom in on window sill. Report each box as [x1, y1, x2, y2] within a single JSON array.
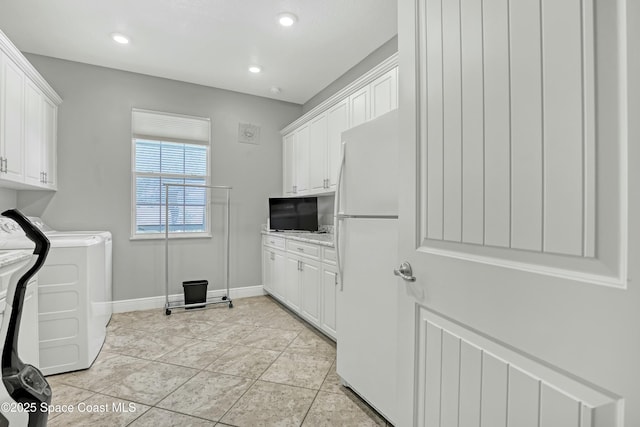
[[130, 232, 212, 241]]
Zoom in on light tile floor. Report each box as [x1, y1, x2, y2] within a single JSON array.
[[45, 295, 391, 426]]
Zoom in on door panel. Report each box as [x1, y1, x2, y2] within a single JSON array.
[[300, 259, 320, 324], [308, 114, 327, 192], [326, 100, 349, 189], [397, 0, 631, 426]]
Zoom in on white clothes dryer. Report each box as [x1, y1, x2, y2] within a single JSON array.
[[27, 217, 112, 326], [0, 218, 106, 376]]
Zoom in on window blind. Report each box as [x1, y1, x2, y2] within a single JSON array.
[[132, 109, 210, 145]]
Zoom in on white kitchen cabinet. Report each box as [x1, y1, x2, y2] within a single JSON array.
[[23, 80, 43, 187], [283, 125, 310, 196], [294, 125, 309, 195], [284, 256, 301, 311], [308, 113, 328, 193], [0, 32, 61, 191], [370, 67, 398, 119], [326, 99, 349, 190], [299, 256, 321, 325], [0, 51, 25, 183], [321, 263, 338, 339], [283, 133, 296, 196], [263, 247, 286, 301], [284, 253, 321, 327], [280, 58, 398, 198], [41, 97, 57, 189], [262, 234, 337, 340], [349, 85, 371, 128]]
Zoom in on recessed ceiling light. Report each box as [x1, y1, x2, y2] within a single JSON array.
[[249, 65, 262, 74], [111, 33, 129, 44], [278, 13, 297, 27], [270, 86, 282, 94]]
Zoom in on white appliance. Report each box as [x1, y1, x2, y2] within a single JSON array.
[[335, 109, 398, 424], [28, 217, 112, 326], [0, 219, 107, 375]]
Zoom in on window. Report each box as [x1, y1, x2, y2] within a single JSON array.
[[131, 109, 210, 238]]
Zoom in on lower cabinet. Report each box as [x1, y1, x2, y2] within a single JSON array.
[[262, 237, 336, 340], [320, 264, 338, 338], [263, 247, 286, 301]]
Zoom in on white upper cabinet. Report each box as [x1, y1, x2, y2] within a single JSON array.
[[281, 56, 398, 197], [348, 85, 371, 128], [0, 30, 61, 190], [294, 125, 309, 194], [23, 80, 43, 187], [41, 97, 57, 189], [370, 67, 398, 119], [283, 133, 296, 195], [1, 52, 25, 183], [308, 113, 328, 193], [326, 99, 349, 190]]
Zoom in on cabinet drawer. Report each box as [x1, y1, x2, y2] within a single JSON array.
[[323, 248, 337, 264], [287, 240, 320, 259], [263, 235, 286, 250]]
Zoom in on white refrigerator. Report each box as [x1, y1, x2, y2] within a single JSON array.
[[335, 109, 398, 424]]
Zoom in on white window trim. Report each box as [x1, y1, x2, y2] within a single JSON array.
[[130, 109, 212, 240]]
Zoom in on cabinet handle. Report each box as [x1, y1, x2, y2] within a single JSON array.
[[40, 172, 43, 183], [300, 261, 304, 272], [334, 272, 338, 285], [297, 247, 304, 252], [0, 157, 5, 173], [44, 172, 48, 183], [4, 158, 7, 173], [293, 185, 297, 193]]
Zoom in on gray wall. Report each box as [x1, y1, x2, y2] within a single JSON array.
[[20, 54, 302, 301], [302, 35, 398, 114]]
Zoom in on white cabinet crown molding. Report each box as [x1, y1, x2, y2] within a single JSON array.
[[0, 29, 62, 105], [281, 52, 398, 135]]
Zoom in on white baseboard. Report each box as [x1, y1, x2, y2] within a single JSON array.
[[111, 285, 265, 314]]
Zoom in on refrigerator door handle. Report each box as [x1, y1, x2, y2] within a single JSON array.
[[334, 145, 346, 290]]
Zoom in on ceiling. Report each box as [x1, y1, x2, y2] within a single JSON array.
[[0, 0, 398, 105]]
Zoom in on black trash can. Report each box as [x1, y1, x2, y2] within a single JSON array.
[[183, 280, 208, 309]]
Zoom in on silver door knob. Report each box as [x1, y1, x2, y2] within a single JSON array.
[[394, 262, 416, 282]]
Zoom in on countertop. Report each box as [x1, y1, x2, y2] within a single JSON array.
[[261, 230, 335, 248]]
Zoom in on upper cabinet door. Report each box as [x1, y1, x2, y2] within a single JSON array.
[[283, 133, 296, 195], [42, 97, 57, 189], [294, 125, 310, 194], [308, 113, 328, 193], [349, 85, 370, 128], [1, 53, 25, 182], [370, 67, 398, 119], [23, 80, 43, 187], [326, 99, 349, 190]]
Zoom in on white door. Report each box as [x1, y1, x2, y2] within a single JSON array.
[[294, 125, 309, 194], [299, 258, 321, 325], [284, 256, 301, 311], [308, 114, 327, 193], [326, 99, 349, 190], [396, 0, 635, 426], [23, 80, 43, 187], [1, 52, 25, 182], [320, 264, 338, 338], [283, 133, 296, 195], [370, 67, 398, 119], [272, 250, 286, 301], [348, 86, 370, 128], [42, 97, 56, 188]]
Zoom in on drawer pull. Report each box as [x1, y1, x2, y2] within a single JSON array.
[[297, 247, 304, 252]]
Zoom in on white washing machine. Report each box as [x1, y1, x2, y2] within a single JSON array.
[[0, 218, 106, 376], [27, 217, 112, 326]]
